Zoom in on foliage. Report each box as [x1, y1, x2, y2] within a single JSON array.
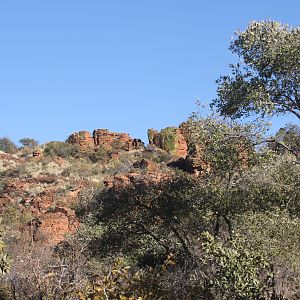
[[0, 138, 17, 154], [269, 123, 300, 155], [3, 235, 89, 300], [19, 138, 38, 149], [88, 146, 110, 163], [76, 113, 300, 297], [213, 21, 300, 120], [77, 258, 144, 300], [235, 210, 300, 298], [77, 175, 210, 263], [143, 147, 173, 164], [185, 109, 266, 177], [201, 232, 271, 299], [0, 225, 10, 277], [44, 141, 81, 159], [159, 127, 177, 154], [0, 204, 32, 227]]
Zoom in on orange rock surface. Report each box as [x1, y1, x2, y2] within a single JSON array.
[[147, 126, 188, 158], [66, 131, 94, 150], [67, 129, 144, 151]]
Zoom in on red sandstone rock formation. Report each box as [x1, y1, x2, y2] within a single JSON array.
[[1, 174, 87, 245], [93, 129, 132, 150], [67, 129, 144, 151], [66, 131, 94, 150], [148, 126, 188, 158], [176, 128, 188, 157]]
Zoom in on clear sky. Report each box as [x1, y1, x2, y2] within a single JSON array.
[[0, 0, 299, 144]]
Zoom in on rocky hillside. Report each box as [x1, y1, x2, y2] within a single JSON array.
[[0, 120, 299, 299], [0, 125, 203, 247]]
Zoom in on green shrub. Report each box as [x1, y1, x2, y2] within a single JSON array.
[[201, 231, 271, 299], [88, 146, 110, 163], [142, 148, 172, 164], [44, 141, 81, 159], [160, 127, 177, 154]]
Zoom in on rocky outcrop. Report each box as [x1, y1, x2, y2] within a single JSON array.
[[32, 149, 43, 158], [147, 123, 214, 175], [147, 126, 188, 158], [66, 131, 94, 150], [67, 129, 144, 151], [93, 129, 144, 151], [0, 170, 87, 245]]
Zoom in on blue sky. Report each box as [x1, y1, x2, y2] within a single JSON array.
[[0, 1, 299, 144]]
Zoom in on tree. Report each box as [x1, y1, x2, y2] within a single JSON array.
[[78, 176, 200, 263], [0, 138, 17, 154], [19, 138, 38, 149], [213, 21, 300, 120], [269, 124, 300, 155], [75, 112, 300, 298]]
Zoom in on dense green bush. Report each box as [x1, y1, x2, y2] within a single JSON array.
[[44, 141, 81, 158], [87, 146, 110, 163], [201, 232, 271, 299]]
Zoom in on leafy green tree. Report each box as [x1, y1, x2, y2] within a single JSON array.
[[78, 176, 200, 263], [185, 112, 263, 177], [19, 138, 38, 149], [269, 123, 300, 155], [237, 210, 300, 281], [213, 21, 300, 120], [0, 137, 17, 154]]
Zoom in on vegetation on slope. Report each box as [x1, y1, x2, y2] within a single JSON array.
[[0, 20, 299, 299]]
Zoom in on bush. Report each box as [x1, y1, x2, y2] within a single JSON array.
[[44, 141, 81, 159], [201, 232, 271, 299], [88, 146, 110, 163], [0, 138, 17, 154], [143, 148, 173, 164]]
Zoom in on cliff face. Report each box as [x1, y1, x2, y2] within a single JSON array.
[[67, 129, 144, 151], [147, 126, 188, 158]]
